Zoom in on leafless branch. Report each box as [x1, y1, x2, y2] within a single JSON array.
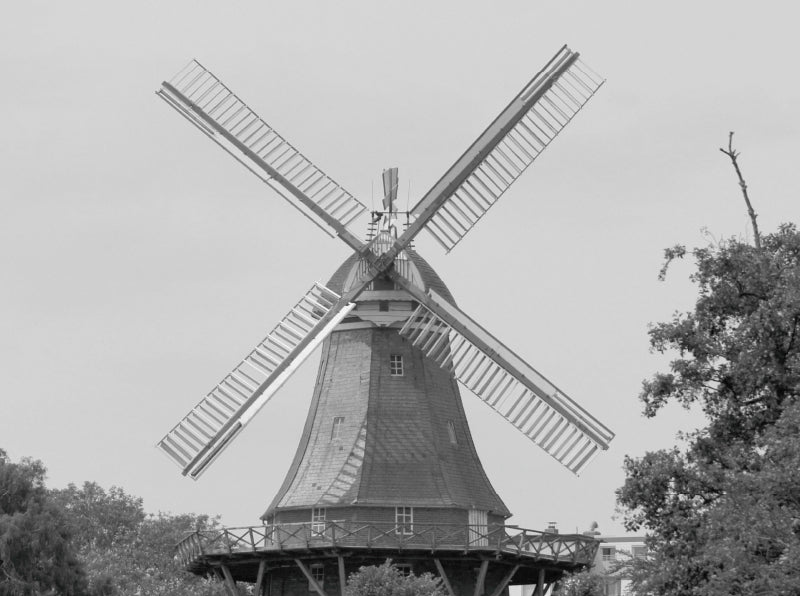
[[720, 132, 761, 249]]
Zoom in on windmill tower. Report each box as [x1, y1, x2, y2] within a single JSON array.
[[157, 46, 614, 596]]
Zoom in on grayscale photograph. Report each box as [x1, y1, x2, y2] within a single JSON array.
[[2, 2, 798, 595]]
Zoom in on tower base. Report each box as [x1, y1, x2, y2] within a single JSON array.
[[176, 522, 597, 596]]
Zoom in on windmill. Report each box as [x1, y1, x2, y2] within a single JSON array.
[[157, 46, 614, 596]]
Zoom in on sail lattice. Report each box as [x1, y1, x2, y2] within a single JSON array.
[[158, 283, 354, 478], [157, 60, 367, 235], [399, 303, 614, 474], [416, 47, 604, 252]]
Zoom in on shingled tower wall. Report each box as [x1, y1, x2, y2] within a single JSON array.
[[264, 250, 508, 519]]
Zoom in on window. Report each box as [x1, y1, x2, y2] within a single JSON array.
[[309, 563, 324, 590], [395, 506, 413, 535], [601, 546, 616, 561], [311, 507, 326, 535], [631, 545, 648, 559], [379, 301, 389, 312], [394, 564, 412, 577], [390, 354, 404, 376], [603, 580, 621, 596], [331, 417, 344, 441], [447, 420, 458, 445]]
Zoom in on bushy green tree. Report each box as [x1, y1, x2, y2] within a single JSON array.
[[345, 561, 444, 596], [617, 224, 800, 595], [0, 450, 89, 596]]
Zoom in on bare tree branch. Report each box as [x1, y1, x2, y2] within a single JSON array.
[[720, 131, 761, 249]]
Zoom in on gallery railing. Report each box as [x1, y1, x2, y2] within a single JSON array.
[[175, 522, 598, 569]]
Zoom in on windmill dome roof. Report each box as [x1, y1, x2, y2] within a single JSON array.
[[326, 245, 456, 305]]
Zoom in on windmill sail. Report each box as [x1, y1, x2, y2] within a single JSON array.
[[158, 283, 355, 479], [398, 290, 614, 474], [157, 60, 367, 248], [407, 46, 603, 252]]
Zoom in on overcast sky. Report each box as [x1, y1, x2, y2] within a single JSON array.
[[3, 1, 799, 536]]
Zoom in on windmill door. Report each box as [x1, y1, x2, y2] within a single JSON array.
[[468, 509, 489, 546]]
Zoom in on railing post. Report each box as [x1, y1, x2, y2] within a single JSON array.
[[225, 529, 233, 554]]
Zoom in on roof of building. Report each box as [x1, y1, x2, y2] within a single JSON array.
[[326, 243, 456, 304]]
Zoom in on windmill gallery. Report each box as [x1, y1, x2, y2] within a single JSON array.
[[156, 46, 614, 596]]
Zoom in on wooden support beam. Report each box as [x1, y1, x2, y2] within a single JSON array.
[[338, 555, 347, 596], [487, 564, 519, 596], [534, 569, 545, 596], [255, 560, 267, 596], [220, 564, 238, 596], [433, 558, 457, 596], [473, 560, 489, 596], [295, 558, 329, 596]]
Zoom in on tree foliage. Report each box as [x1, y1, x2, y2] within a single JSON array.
[[557, 569, 606, 596], [618, 224, 800, 595], [1, 455, 232, 596], [0, 449, 88, 596], [51, 482, 229, 596], [345, 561, 444, 596]]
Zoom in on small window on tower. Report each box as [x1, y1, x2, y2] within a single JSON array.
[[395, 506, 413, 535], [390, 354, 404, 376], [309, 564, 324, 590], [311, 507, 326, 535], [379, 301, 389, 312], [331, 417, 344, 441], [447, 421, 458, 445], [394, 564, 413, 577]]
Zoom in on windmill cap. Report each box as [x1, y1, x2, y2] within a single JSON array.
[[327, 246, 457, 306]]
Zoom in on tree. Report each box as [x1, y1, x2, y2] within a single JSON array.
[[345, 561, 444, 596], [0, 449, 89, 596], [51, 482, 229, 596], [557, 570, 606, 596], [617, 143, 800, 595]]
